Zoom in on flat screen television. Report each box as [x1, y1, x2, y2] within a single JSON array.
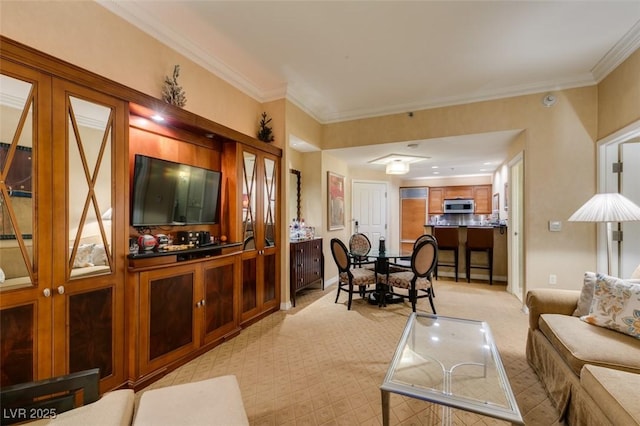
[[131, 154, 222, 227]]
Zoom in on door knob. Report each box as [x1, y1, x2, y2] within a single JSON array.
[[57, 286, 65, 295], [43, 288, 51, 297]]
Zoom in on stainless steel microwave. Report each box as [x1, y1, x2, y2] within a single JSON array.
[[443, 199, 475, 214]]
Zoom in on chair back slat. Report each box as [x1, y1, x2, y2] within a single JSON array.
[[330, 238, 350, 272], [433, 227, 459, 249], [412, 239, 438, 277], [348, 233, 371, 257], [466, 227, 494, 249]]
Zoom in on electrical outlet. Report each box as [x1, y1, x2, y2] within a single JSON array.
[[549, 274, 557, 285]]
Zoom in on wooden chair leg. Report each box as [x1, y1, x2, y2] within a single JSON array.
[[428, 290, 437, 314]]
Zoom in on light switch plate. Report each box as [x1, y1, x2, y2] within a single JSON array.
[[549, 220, 562, 232]]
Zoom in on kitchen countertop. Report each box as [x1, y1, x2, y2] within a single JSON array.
[[425, 224, 507, 228]]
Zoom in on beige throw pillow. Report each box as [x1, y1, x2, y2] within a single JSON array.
[[632, 263, 640, 280], [573, 271, 597, 317], [581, 274, 640, 339], [72, 243, 95, 268]]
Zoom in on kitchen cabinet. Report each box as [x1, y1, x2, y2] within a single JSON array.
[[400, 187, 429, 251], [445, 186, 473, 199], [0, 59, 127, 393], [428, 185, 492, 216], [428, 188, 445, 214], [473, 185, 492, 214], [224, 142, 281, 327], [290, 238, 324, 307]]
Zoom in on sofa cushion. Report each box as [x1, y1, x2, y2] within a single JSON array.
[[581, 365, 640, 425], [538, 313, 640, 376], [581, 276, 640, 339]]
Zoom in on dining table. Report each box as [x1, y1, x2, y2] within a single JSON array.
[[359, 248, 413, 306]]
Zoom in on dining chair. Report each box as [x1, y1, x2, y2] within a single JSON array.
[[330, 238, 376, 310], [392, 234, 437, 297], [433, 226, 460, 282], [348, 233, 372, 267], [385, 238, 438, 313]]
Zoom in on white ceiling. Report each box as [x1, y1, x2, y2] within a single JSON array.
[[99, 1, 640, 179]]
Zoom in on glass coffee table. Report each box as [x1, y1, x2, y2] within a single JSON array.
[[381, 313, 523, 425]]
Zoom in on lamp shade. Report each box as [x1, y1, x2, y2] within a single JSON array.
[[386, 161, 409, 175], [568, 193, 640, 222]]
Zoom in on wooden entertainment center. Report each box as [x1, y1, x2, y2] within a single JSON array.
[[0, 37, 281, 392]]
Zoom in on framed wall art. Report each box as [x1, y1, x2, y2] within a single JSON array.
[[327, 171, 345, 231]]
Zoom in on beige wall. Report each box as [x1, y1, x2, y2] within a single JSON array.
[[3, 1, 638, 298], [0, 1, 263, 137], [598, 49, 640, 139], [322, 88, 599, 293]]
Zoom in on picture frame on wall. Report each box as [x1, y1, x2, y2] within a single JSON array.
[[327, 171, 345, 230]]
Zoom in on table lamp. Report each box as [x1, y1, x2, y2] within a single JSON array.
[[568, 193, 640, 275]]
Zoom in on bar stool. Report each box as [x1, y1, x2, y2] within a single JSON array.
[[433, 227, 460, 282], [465, 227, 494, 284]]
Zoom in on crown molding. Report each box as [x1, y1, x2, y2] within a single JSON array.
[[591, 19, 640, 82], [98, 1, 640, 125], [97, 1, 287, 103]]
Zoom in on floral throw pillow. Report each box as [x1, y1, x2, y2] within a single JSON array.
[[581, 273, 640, 339]]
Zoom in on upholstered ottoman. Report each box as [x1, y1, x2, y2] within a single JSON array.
[[133, 375, 249, 426], [27, 390, 135, 426], [581, 365, 640, 425]]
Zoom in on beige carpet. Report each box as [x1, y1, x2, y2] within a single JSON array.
[[139, 280, 562, 425]]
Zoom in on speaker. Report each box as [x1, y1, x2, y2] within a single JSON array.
[[176, 231, 190, 245]]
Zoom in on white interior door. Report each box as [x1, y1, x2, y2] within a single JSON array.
[[508, 154, 524, 301], [352, 181, 387, 245], [620, 140, 640, 278]]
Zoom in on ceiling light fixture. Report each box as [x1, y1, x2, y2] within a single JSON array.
[[386, 160, 410, 175], [151, 114, 165, 122]]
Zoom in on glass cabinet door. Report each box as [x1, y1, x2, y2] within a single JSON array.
[[66, 95, 113, 279], [263, 157, 276, 248], [0, 74, 36, 289], [242, 151, 256, 250]]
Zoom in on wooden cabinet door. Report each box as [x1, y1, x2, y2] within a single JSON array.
[[428, 188, 444, 214], [401, 198, 427, 241], [51, 80, 127, 392], [445, 186, 473, 199], [0, 63, 54, 387], [139, 264, 199, 376], [238, 147, 280, 325], [473, 185, 492, 214], [201, 256, 240, 345]]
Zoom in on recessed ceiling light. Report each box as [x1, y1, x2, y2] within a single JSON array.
[[483, 162, 492, 165], [433, 171, 440, 175], [431, 166, 439, 169], [151, 114, 164, 122]]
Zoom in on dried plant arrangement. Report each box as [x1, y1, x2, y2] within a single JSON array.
[[162, 65, 187, 107], [257, 112, 274, 142]]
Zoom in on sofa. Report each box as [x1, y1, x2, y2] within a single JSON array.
[[526, 270, 640, 425]]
